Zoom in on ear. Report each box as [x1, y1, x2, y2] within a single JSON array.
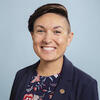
[[67, 32, 74, 46], [30, 32, 34, 40]]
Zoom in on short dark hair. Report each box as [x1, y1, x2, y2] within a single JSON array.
[[28, 3, 71, 33]]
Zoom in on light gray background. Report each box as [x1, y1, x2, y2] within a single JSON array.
[[0, 0, 100, 99]]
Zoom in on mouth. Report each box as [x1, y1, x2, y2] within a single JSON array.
[[41, 46, 56, 51]]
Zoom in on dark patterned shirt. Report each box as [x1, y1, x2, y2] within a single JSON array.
[[23, 70, 60, 100]]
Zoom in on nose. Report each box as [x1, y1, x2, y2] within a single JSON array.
[[42, 30, 53, 44]]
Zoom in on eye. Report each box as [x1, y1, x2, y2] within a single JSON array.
[[37, 29, 44, 32], [54, 30, 61, 34]]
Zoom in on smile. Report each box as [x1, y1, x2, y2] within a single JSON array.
[[41, 46, 56, 51]]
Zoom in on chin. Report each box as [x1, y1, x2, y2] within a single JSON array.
[[39, 54, 63, 62], [40, 57, 56, 62]]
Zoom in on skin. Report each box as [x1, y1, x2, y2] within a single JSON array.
[[31, 13, 74, 76]]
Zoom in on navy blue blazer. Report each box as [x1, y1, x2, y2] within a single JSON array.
[[10, 56, 99, 100]]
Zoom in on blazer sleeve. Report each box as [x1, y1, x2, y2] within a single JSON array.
[[81, 80, 99, 100], [9, 71, 21, 100]]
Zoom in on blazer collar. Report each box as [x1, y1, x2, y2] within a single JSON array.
[[32, 55, 74, 81]]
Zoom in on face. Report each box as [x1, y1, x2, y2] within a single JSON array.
[[31, 13, 73, 62]]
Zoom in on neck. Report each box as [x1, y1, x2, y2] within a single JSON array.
[[37, 56, 63, 76]]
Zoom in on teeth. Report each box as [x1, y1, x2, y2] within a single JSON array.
[[42, 47, 55, 50]]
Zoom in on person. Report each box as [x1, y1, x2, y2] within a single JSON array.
[[10, 3, 99, 100]]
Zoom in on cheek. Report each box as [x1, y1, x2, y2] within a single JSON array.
[[57, 37, 67, 46], [32, 35, 42, 45], [56, 37, 68, 52]]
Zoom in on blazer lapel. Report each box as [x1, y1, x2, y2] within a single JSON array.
[[52, 56, 73, 100]]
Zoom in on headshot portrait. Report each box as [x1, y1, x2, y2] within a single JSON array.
[[0, 0, 100, 100], [9, 2, 99, 100]]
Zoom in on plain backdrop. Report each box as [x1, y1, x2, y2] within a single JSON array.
[[0, 0, 100, 99]]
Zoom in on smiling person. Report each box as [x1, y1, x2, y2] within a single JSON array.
[[10, 3, 99, 100]]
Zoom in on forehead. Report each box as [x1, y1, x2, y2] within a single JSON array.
[[34, 13, 69, 29]]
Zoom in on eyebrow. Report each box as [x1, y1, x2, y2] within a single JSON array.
[[35, 25, 44, 28], [35, 25, 64, 30], [53, 26, 64, 30]]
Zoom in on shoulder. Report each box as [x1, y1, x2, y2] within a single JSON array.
[[15, 60, 40, 79], [63, 56, 97, 88], [63, 56, 98, 99], [63, 56, 97, 83], [71, 65, 98, 97], [71, 65, 98, 99], [64, 56, 97, 83], [73, 65, 97, 85]]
